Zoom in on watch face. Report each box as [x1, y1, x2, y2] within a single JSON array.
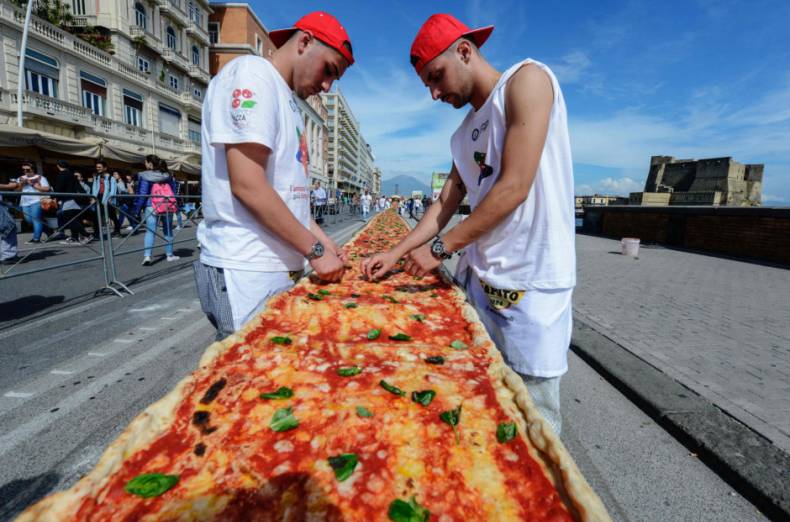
[[431, 241, 443, 257], [313, 242, 325, 257]]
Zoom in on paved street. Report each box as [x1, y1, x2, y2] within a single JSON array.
[[574, 234, 790, 454], [0, 215, 767, 520]]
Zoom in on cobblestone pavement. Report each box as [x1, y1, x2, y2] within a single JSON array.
[[574, 234, 790, 454]]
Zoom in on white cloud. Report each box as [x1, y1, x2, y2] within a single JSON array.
[[598, 177, 643, 195], [763, 194, 788, 204], [548, 51, 592, 85]]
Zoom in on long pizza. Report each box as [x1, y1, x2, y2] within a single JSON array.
[[17, 211, 610, 521]]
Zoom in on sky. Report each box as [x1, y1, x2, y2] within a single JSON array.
[[250, 0, 790, 204]]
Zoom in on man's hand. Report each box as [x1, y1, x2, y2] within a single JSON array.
[[361, 250, 400, 280], [310, 249, 345, 282], [403, 244, 441, 277]]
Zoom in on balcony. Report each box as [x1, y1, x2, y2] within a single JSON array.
[[130, 26, 162, 53], [12, 89, 95, 128], [186, 21, 209, 45], [187, 65, 210, 84], [162, 48, 189, 71], [180, 90, 203, 112]]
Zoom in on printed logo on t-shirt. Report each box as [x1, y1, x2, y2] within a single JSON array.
[[230, 88, 256, 129], [296, 127, 309, 177], [474, 151, 494, 185], [480, 280, 525, 310], [471, 119, 489, 141]]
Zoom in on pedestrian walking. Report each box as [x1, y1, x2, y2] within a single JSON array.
[[361, 189, 372, 220], [17, 161, 53, 244], [312, 180, 327, 224], [90, 160, 120, 237], [194, 10, 353, 340], [133, 155, 180, 266], [112, 170, 135, 233], [0, 174, 19, 264], [363, 14, 575, 435], [53, 160, 90, 245]]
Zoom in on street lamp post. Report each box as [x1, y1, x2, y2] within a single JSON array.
[[17, 0, 35, 127]]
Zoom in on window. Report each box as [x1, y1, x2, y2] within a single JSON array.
[[24, 49, 59, 97], [188, 117, 201, 144], [169, 74, 179, 90], [137, 56, 150, 73], [158, 103, 181, 136], [193, 87, 202, 99], [208, 22, 219, 44], [191, 45, 200, 66], [80, 71, 106, 116], [72, 0, 86, 15], [134, 2, 146, 29], [256, 35, 263, 56], [166, 26, 177, 50], [188, 1, 201, 25], [123, 89, 143, 127]]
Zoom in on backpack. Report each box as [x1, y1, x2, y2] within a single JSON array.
[[150, 181, 177, 214]]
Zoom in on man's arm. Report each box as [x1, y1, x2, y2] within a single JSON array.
[[361, 165, 465, 279], [226, 142, 344, 281], [439, 64, 553, 254]]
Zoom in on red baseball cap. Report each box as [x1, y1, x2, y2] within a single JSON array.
[[269, 11, 354, 66], [410, 14, 493, 74]]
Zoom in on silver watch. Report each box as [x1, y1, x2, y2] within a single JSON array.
[[430, 237, 453, 260], [305, 241, 325, 261]]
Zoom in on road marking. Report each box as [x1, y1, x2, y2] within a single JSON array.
[[4, 391, 33, 398], [113, 338, 135, 344], [129, 304, 166, 313], [177, 308, 193, 312], [161, 316, 177, 321], [139, 327, 156, 331], [50, 370, 75, 375], [88, 352, 109, 357]]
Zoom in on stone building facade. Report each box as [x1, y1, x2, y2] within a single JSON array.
[[632, 155, 763, 206], [0, 0, 210, 167], [207, 2, 274, 76]]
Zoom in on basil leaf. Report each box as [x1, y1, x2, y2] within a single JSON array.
[[124, 473, 179, 498], [411, 390, 436, 407], [307, 292, 323, 301], [337, 366, 362, 377], [356, 406, 374, 418], [270, 407, 299, 432], [497, 422, 517, 443], [450, 340, 468, 350], [389, 333, 412, 341], [380, 379, 405, 397], [425, 356, 444, 365], [430, 293, 438, 298], [328, 453, 358, 482], [440, 405, 462, 443], [383, 295, 399, 304], [410, 314, 425, 322], [260, 386, 294, 400], [344, 302, 358, 309], [318, 289, 331, 296], [388, 496, 430, 522], [367, 329, 381, 340], [270, 336, 292, 345], [351, 293, 361, 298]]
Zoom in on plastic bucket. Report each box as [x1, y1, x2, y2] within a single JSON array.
[[620, 237, 640, 257]]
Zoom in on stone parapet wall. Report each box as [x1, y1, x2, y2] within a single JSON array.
[[582, 206, 790, 266]]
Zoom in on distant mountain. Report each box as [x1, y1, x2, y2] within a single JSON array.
[[381, 174, 432, 197]]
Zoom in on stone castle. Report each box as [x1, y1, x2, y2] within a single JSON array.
[[630, 156, 763, 206]]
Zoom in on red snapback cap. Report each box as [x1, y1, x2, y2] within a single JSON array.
[[410, 14, 493, 74], [269, 11, 354, 66]]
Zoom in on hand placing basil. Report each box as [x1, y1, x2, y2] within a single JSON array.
[[380, 380, 405, 397], [124, 473, 179, 498], [389, 333, 412, 341], [367, 329, 381, 340], [337, 366, 362, 377], [260, 386, 293, 400], [328, 453, 358, 482], [270, 336, 292, 345], [270, 407, 299, 432], [388, 496, 430, 522], [497, 422, 517, 443], [411, 390, 436, 407]]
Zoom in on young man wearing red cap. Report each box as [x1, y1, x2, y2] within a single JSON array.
[[195, 12, 354, 340], [363, 14, 575, 435]]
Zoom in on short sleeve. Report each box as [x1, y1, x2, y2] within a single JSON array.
[[39, 176, 50, 188], [207, 64, 279, 150]]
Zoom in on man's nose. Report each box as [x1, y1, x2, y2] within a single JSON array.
[[431, 87, 441, 101]]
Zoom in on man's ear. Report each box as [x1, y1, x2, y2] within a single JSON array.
[[457, 39, 472, 64]]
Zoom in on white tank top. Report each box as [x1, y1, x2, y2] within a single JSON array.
[[450, 59, 576, 290]]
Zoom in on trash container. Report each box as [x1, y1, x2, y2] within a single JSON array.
[[620, 237, 640, 257]]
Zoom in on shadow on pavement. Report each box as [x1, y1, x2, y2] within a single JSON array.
[[0, 295, 65, 323], [0, 472, 60, 520]]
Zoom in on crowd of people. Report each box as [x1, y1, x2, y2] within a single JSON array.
[[308, 182, 431, 224], [0, 155, 191, 266]]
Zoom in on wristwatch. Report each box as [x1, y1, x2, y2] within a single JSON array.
[[305, 241, 325, 261], [430, 237, 453, 260]]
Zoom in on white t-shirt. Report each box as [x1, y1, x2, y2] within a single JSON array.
[[361, 194, 372, 208], [313, 187, 327, 205], [197, 55, 311, 272], [19, 174, 50, 207], [450, 59, 576, 291]]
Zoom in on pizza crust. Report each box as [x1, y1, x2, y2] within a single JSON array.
[[17, 213, 610, 521]]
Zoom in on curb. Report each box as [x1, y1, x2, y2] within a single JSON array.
[[571, 319, 790, 522]]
